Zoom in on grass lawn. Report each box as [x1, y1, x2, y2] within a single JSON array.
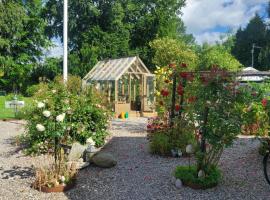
[[0, 96, 32, 120]]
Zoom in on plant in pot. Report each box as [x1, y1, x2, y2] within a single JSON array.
[[174, 66, 248, 189]]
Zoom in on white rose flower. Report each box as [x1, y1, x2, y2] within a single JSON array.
[[36, 124, 45, 132], [42, 110, 51, 118], [185, 144, 194, 154], [56, 113, 65, 122], [86, 137, 96, 146], [37, 102, 45, 108], [60, 176, 65, 183]]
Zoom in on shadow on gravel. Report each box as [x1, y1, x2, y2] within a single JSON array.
[[1, 166, 34, 179], [111, 119, 147, 134], [62, 137, 270, 200], [1, 137, 27, 158], [63, 135, 153, 200]]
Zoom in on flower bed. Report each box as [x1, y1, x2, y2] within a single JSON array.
[[174, 165, 221, 190]]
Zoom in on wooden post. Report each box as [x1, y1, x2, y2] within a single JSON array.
[[108, 81, 111, 102], [129, 74, 131, 103], [170, 73, 177, 126], [143, 74, 147, 112], [115, 80, 118, 103], [179, 79, 186, 118]]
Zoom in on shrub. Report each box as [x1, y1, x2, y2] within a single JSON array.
[[23, 77, 112, 155], [149, 132, 172, 156], [26, 82, 48, 97], [174, 165, 222, 189]]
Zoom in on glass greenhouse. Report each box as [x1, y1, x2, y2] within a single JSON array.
[[83, 56, 156, 117]]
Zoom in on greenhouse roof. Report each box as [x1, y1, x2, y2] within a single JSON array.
[[83, 56, 153, 81]]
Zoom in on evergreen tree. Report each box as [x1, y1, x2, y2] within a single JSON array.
[[232, 14, 266, 69]]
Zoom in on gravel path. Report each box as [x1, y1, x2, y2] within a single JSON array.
[[0, 118, 270, 200]]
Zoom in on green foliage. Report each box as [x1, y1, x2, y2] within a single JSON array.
[[231, 14, 268, 69], [23, 77, 112, 154], [149, 132, 172, 156], [198, 45, 242, 71], [30, 57, 62, 84], [150, 37, 198, 68], [169, 120, 197, 153], [174, 165, 222, 188], [43, 0, 188, 73], [259, 45, 270, 69], [258, 139, 269, 156], [0, 0, 49, 92]]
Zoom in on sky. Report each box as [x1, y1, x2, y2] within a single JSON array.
[[48, 0, 269, 57], [182, 0, 269, 44]]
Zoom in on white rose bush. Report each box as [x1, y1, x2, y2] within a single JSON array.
[[23, 80, 112, 156]]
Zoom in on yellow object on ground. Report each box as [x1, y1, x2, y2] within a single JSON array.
[[120, 112, 125, 119]]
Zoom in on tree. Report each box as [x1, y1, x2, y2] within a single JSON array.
[[0, 0, 49, 92], [150, 37, 198, 68], [199, 44, 242, 71], [30, 57, 62, 84], [231, 14, 267, 69], [42, 0, 187, 75]]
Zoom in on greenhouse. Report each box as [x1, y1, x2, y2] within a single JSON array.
[[83, 56, 156, 117]]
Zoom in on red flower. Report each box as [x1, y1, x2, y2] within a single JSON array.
[[181, 63, 187, 68], [161, 89, 169, 97], [177, 84, 184, 96], [147, 124, 152, 129], [175, 104, 181, 111], [262, 98, 268, 107], [187, 96, 196, 103], [180, 72, 189, 79], [164, 79, 170, 84]]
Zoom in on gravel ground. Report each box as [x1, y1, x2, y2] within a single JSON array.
[[0, 118, 270, 200]]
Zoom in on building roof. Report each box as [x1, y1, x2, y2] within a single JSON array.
[[237, 67, 270, 82], [83, 56, 153, 81]]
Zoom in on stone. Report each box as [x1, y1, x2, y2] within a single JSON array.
[[198, 170, 205, 178], [175, 179, 183, 189], [67, 161, 90, 170], [85, 145, 99, 162], [176, 149, 183, 157], [77, 161, 90, 169], [171, 149, 177, 157], [68, 142, 87, 161], [92, 152, 117, 168], [185, 144, 194, 154]]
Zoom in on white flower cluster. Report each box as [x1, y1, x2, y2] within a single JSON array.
[[42, 110, 51, 118], [86, 137, 96, 146], [56, 113, 66, 122], [37, 102, 45, 108], [36, 124, 45, 132]]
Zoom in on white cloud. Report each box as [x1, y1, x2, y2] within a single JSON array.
[[182, 0, 268, 44], [195, 32, 227, 44]]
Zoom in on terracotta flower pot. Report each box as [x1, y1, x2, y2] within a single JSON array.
[[183, 180, 217, 190], [39, 180, 76, 193]]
